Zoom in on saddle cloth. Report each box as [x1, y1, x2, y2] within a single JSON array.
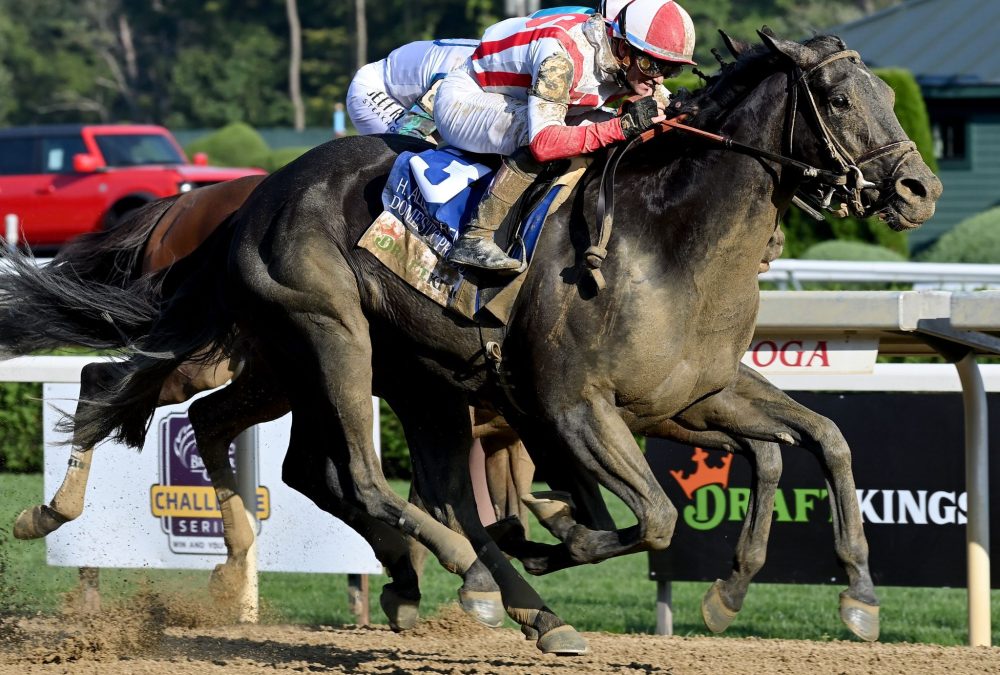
[[357, 146, 588, 323]]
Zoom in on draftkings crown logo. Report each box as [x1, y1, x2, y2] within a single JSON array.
[[670, 447, 734, 499]]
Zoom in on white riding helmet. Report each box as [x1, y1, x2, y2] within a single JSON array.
[[612, 0, 697, 65]]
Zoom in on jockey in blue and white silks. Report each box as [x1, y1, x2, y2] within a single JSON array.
[[346, 39, 479, 135]]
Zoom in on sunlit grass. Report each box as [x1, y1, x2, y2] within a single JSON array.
[[1, 474, 994, 645]]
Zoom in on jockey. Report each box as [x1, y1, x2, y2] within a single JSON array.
[[436, 0, 696, 272], [346, 39, 479, 136], [346, 8, 612, 139]]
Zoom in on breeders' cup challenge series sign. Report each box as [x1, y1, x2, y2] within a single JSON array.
[[43, 384, 381, 574]]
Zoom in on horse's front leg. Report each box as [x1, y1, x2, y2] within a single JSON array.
[[645, 417, 782, 633], [517, 395, 679, 566], [389, 387, 587, 655], [676, 366, 879, 641]]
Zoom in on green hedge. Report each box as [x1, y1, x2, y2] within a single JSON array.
[[0, 383, 42, 472], [919, 206, 1000, 264], [184, 122, 270, 168], [379, 400, 411, 479], [183, 123, 312, 172], [802, 240, 906, 262]]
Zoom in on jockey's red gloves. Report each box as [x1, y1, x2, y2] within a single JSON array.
[[529, 118, 628, 163], [619, 97, 661, 139]]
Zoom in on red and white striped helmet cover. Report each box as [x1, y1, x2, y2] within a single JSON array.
[[614, 0, 696, 65]]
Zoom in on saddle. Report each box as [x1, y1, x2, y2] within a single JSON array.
[[358, 147, 589, 323]]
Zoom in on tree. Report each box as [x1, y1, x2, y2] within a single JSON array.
[[286, 0, 305, 130], [355, 0, 367, 72]]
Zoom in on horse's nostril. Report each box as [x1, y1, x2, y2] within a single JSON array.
[[895, 177, 929, 200]]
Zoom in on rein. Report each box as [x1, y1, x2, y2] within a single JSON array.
[[586, 48, 917, 289]]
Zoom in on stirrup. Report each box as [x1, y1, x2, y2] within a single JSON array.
[[448, 235, 522, 274]]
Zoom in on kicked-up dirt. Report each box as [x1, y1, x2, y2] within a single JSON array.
[[0, 602, 996, 675]]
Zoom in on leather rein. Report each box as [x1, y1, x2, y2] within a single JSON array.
[[587, 49, 918, 291]]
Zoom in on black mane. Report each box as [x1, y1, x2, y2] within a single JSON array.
[[676, 33, 849, 129]]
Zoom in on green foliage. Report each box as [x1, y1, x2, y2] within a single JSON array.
[[802, 240, 906, 262], [0, 0, 908, 128], [379, 400, 411, 479], [876, 68, 939, 174], [259, 147, 311, 172], [184, 123, 271, 168], [919, 207, 1000, 264], [167, 24, 292, 128], [0, 384, 42, 473]]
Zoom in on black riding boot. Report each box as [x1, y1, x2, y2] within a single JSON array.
[[447, 149, 541, 273]]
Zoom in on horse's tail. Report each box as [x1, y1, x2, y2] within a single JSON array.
[[53, 196, 179, 284], [67, 216, 242, 450], [0, 198, 178, 355]]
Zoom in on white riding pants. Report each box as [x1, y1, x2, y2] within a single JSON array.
[[346, 62, 407, 135], [434, 69, 531, 156]]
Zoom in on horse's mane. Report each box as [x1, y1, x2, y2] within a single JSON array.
[[672, 33, 849, 130]]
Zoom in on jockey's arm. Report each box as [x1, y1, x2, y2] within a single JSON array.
[[526, 53, 629, 163]]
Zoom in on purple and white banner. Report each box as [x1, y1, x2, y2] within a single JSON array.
[[43, 383, 382, 574]]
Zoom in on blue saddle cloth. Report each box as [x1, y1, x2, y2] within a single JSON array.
[[382, 146, 557, 265]]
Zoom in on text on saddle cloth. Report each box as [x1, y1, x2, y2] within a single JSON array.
[[359, 147, 586, 321]]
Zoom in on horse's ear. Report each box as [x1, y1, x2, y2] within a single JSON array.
[[718, 30, 751, 59], [757, 27, 812, 67]]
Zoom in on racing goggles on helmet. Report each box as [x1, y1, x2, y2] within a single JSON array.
[[632, 49, 682, 78]]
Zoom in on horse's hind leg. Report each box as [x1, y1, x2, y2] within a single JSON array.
[[187, 355, 423, 629], [511, 397, 680, 568], [185, 357, 288, 613], [386, 385, 587, 655], [675, 366, 878, 641], [13, 361, 116, 539], [274, 309, 519, 636]]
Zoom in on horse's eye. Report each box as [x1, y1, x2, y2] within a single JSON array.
[[830, 94, 850, 109]]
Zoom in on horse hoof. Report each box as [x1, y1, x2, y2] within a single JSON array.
[[13, 505, 64, 540], [840, 592, 879, 641], [701, 579, 739, 633], [521, 491, 575, 523], [520, 624, 539, 641], [536, 625, 588, 655], [379, 586, 419, 632], [209, 560, 246, 603], [458, 589, 504, 628]]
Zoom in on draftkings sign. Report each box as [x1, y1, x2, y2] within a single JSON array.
[[647, 391, 1000, 588]]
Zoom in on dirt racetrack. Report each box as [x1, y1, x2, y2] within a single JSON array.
[[0, 603, 997, 675]]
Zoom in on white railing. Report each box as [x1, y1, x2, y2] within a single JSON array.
[[761, 259, 1000, 290]]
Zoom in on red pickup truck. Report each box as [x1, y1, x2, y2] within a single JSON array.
[[0, 124, 266, 250]]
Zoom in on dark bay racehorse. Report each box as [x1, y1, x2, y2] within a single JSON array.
[[18, 32, 941, 653], [2, 165, 784, 641]]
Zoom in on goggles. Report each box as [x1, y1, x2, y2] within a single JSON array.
[[632, 50, 682, 79]]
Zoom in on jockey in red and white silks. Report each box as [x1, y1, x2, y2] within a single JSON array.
[[437, 0, 697, 272], [346, 39, 479, 135]]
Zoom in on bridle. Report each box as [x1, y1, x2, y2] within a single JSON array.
[[585, 47, 918, 290], [782, 49, 917, 218]]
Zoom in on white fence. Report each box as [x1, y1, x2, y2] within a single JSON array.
[[761, 259, 1000, 290]]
